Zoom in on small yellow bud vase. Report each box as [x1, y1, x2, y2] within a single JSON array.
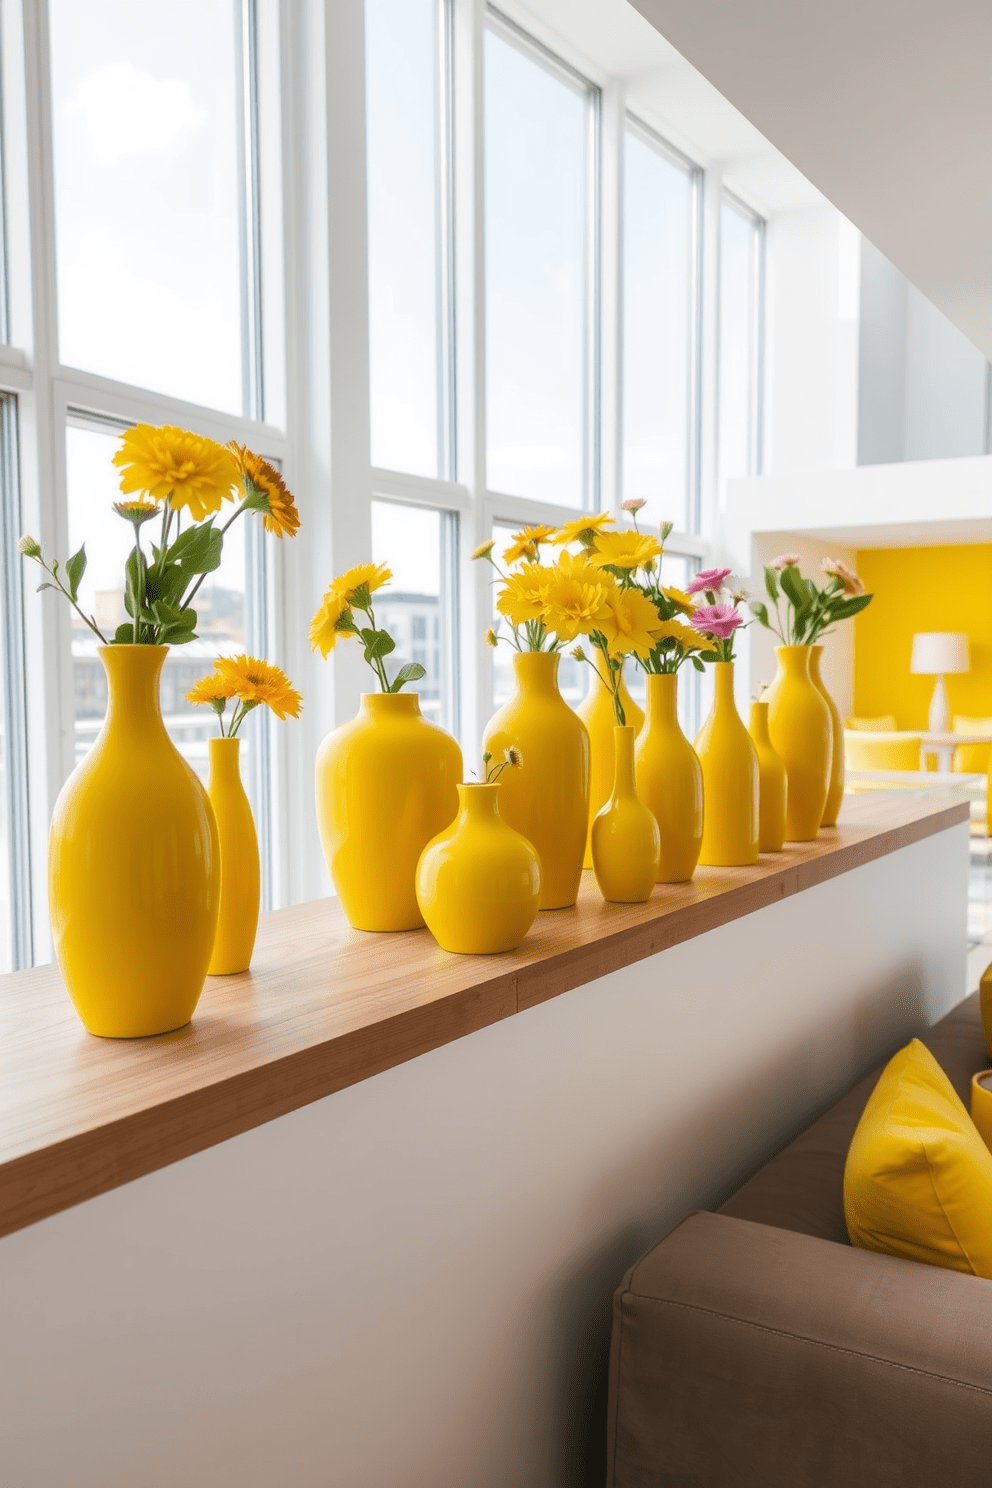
[[635, 672, 703, 883], [577, 669, 644, 869], [748, 700, 787, 853], [765, 644, 832, 842], [809, 644, 844, 827], [693, 661, 759, 867], [207, 736, 260, 974], [315, 692, 462, 931], [592, 725, 660, 902], [48, 644, 220, 1037], [482, 651, 589, 910], [415, 783, 542, 953]]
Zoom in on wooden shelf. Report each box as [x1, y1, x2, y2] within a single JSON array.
[[0, 794, 967, 1239]]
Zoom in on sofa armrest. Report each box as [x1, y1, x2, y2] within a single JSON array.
[[608, 1210, 992, 1487]]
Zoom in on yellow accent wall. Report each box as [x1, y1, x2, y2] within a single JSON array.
[[855, 544, 992, 728]]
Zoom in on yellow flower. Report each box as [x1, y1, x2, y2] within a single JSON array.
[[650, 618, 716, 655], [186, 672, 238, 707], [332, 562, 392, 603], [503, 524, 557, 564], [496, 564, 552, 626], [213, 654, 302, 719], [542, 566, 613, 643], [553, 512, 615, 547], [472, 539, 495, 561], [505, 745, 523, 769], [661, 585, 695, 615], [113, 498, 159, 516], [590, 530, 663, 572], [113, 424, 238, 521], [227, 443, 301, 538], [597, 587, 665, 660], [309, 586, 355, 656], [485, 627, 499, 647]]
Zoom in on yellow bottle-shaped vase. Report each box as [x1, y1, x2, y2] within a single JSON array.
[[315, 692, 462, 931], [207, 736, 260, 974], [483, 651, 589, 910], [765, 645, 832, 842], [748, 700, 787, 853], [635, 672, 703, 883], [48, 645, 220, 1037], [577, 667, 644, 869], [592, 726, 660, 902], [693, 661, 759, 867], [416, 783, 542, 953], [809, 644, 844, 827]]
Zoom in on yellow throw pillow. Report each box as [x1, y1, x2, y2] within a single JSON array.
[[844, 1038, 992, 1276], [846, 714, 898, 732], [951, 716, 992, 774]]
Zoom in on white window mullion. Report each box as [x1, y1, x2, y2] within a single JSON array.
[[599, 79, 624, 515]]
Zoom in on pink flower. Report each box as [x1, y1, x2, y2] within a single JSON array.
[[692, 603, 743, 640], [685, 567, 731, 595], [620, 497, 646, 513], [770, 553, 800, 571]]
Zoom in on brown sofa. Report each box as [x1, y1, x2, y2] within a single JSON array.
[[606, 992, 992, 1486]]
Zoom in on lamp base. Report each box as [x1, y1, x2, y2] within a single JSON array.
[[928, 674, 950, 733]]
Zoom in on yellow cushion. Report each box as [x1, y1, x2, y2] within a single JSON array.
[[844, 1038, 992, 1277], [952, 716, 992, 774], [846, 714, 898, 732], [844, 731, 921, 772]]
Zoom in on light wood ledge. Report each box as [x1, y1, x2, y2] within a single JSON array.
[[0, 794, 968, 1238]]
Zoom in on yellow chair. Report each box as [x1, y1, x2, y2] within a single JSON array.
[[846, 714, 898, 732], [952, 715, 992, 774], [844, 730, 922, 772]]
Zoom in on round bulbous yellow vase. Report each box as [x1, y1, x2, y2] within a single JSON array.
[[483, 651, 590, 910], [635, 672, 703, 883], [591, 726, 660, 903], [693, 661, 759, 867], [48, 645, 220, 1038], [577, 669, 644, 869], [416, 783, 542, 953], [809, 644, 844, 827], [315, 692, 462, 932], [207, 736, 260, 974], [748, 700, 787, 853], [765, 645, 832, 842]]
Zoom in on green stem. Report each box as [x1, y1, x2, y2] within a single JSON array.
[[36, 557, 108, 643]]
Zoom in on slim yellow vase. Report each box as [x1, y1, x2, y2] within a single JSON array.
[[635, 672, 703, 883], [315, 692, 462, 931], [415, 783, 542, 953], [591, 726, 660, 902], [207, 736, 260, 974], [693, 661, 759, 867], [577, 669, 644, 869], [748, 700, 787, 853], [48, 645, 220, 1037], [765, 645, 832, 842], [483, 651, 589, 910], [809, 644, 844, 827]]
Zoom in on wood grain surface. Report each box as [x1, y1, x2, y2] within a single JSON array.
[[0, 794, 968, 1238]]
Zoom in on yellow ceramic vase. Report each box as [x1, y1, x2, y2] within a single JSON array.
[[577, 668, 644, 869], [765, 645, 832, 842], [483, 651, 589, 910], [748, 700, 787, 853], [635, 672, 703, 883], [415, 783, 542, 953], [315, 691, 462, 931], [48, 645, 220, 1038], [591, 726, 660, 902], [809, 644, 844, 827], [207, 736, 260, 974], [693, 661, 759, 867]]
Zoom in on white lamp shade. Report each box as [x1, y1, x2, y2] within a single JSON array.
[[910, 632, 970, 676]]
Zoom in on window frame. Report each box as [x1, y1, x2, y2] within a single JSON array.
[[718, 188, 766, 484]]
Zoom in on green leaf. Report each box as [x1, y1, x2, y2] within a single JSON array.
[[750, 601, 770, 627], [764, 567, 779, 601], [36, 581, 56, 592], [780, 564, 811, 612], [389, 661, 427, 692], [65, 544, 87, 602], [178, 524, 223, 579], [164, 523, 207, 562], [124, 545, 146, 620], [826, 592, 873, 622], [360, 628, 395, 661], [113, 623, 135, 643], [691, 655, 705, 671]]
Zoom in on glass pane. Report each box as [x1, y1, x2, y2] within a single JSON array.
[[371, 500, 451, 729], [489, 522, 588, 711], [365, 0, 441, 477], [49, 0, 244, 413], [622, 127, 694, 532], [485, 28, 590, 506], [719, 201, 759, 484]]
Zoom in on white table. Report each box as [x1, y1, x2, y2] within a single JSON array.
[[919, 731, 992, 773]]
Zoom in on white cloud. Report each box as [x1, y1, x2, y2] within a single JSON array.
[[65, 62, 206, 167]]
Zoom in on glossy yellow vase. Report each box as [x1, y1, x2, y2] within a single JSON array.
[[315, 692, 462, 931], [635, 672, 703, 883], [48, 645, 220, 1038], [577, 669, 645, 869], [483, 651, 589, 910], [765, 645, 832, 842], [809, 644, 844, 827], [207, 736, 259, 974], [693, 661, 759, 867], [592, 726, 660, 902], [416, 783, 542, 953], [748, 700, 787, 853]]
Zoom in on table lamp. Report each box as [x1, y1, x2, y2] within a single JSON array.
[[910, 632, 969, 731]]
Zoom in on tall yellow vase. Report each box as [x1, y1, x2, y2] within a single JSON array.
[[48, 645, 220, 1037], [748, 700, 787, 853], [635, 672, 703, 883], [577, 668, 644, 869], [483, 651, 589, 909], [693, 661, 759, 867], [809, 644, 844, 827], [765, 645, 832, 842], [207, 736, 260, 974], [591, 726, 660, 902]]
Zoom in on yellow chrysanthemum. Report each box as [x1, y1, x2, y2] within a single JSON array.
[[597, 587, 665, 661], [503, 524, 557, 564], [309, 586, 354, 656], [113, 498, 159, 516], [332, 562, 392, 603], [496, 564, 552, 627], [212, 654, 302, 719], [661, 585, 695, 615], [228, 443, 301, 538], [186, 672, 238, 707], [113, 424, 239, 521], [472, 539, 495, 561], [590, 530, 663, 572], [553, 512, 615, 547], [555, 547, 619, 592], [542, 569, 613, 643]]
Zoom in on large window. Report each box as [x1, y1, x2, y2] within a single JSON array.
[[371, 498, 458, 731], [718, 193, 765, 485]]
